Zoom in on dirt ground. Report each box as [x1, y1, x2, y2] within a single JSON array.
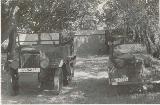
[[1, 55, 160, 104]]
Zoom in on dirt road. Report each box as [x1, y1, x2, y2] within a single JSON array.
[[1, 56, 160, 104]]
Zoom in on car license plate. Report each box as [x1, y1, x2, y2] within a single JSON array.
[[18, 68, 40, 72], [114, 77, 128, 82]]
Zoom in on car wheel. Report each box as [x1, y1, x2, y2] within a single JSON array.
[[54, 68, 63, 95], [70, 64, 74, 77], [63, 64, 71, 86], [6, 72, 19, 96]]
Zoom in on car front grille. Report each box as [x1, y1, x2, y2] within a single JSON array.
[[21, 54, 40, 68]]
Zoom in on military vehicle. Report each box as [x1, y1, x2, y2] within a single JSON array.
[[2, 31, 76, 96], [106, 31, 160, 94]]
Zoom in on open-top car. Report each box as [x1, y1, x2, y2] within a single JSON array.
[[106, 33, 160, 93], [4, 32, 76, 96]]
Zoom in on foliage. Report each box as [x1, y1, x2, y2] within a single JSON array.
[[1, 0, 100, 33], [102, 0, 160, 56], [1, 0, 160, 57]]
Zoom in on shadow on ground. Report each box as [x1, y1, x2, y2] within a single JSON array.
[[1, 55, 160, 104]]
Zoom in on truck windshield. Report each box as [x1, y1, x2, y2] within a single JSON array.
[[17, 33, 60, 45]]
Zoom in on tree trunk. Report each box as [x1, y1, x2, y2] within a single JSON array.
[[159, 0, 160, 27]]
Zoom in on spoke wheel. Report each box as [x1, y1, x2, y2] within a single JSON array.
[[54, 68, 63, 95]]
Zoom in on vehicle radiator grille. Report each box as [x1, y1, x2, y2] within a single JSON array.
[[21, 54, 40, 68]]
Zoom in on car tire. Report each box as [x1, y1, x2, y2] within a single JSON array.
[[63, 64, 72, 86], [70, 64, 74, 77], [6, 72, 19, 96], [54, 68, 63, 95]]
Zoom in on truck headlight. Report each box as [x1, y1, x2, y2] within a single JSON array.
[[40, 58, 49, 69]]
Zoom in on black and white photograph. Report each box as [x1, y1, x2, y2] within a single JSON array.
[[1, 0, 160, 104]]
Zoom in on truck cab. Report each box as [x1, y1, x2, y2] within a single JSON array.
[[3, 32, 76, 96]]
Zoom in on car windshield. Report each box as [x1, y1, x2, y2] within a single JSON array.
[[17, 33, 60, 45]]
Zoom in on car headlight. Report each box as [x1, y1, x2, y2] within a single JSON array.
[[40, 58, 49, 69], [136, 59, 143, 64]]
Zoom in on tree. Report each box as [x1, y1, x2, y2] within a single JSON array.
[[102, 0, 159, 57], [2, 0, 101, 34]]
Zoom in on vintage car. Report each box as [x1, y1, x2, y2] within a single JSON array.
[[107, 34, 160, 93], [4, 32, 76, 96]]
